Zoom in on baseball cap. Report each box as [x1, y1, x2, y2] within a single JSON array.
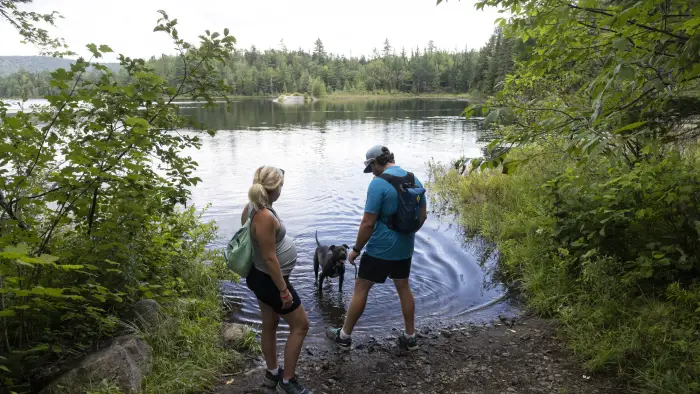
[[363, 145, 386, 173]]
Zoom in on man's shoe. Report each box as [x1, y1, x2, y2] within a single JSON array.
[[276, 376, 313, 394], [398, 333, 419, 351], [325, 327, 352, 350], [263, 367, 284, 388]]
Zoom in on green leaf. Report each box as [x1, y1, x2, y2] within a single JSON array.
[[86, 43, 101, 58], [460, 105, 475, 120], [0, 366, 9, 372], [30, 287, 65, 297], [619, 65, 635, 80], [57, 264, 84, 271], [0, 310, 15, 317], [613, 38, 628, 51], [3, 244, 30, 255], [611, 121, 647, 134], [98, 45, 113, 53]]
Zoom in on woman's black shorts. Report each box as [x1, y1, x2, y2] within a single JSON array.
[[245, 265, 301, 315]]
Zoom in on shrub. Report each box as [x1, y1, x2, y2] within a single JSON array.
[[431, 143, 700, 392]]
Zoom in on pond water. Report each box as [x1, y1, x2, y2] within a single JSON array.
[[177, 98, 511, 343]]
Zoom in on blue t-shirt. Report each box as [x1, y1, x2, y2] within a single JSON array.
[[364, 166, 427, 260]]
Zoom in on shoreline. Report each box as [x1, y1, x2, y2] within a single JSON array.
[[214, 313, 625, 394]]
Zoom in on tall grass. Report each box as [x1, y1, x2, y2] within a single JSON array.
[[139, 300, 240, 394]]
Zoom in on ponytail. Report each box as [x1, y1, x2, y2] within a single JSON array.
[[248, 183, 270, 209]]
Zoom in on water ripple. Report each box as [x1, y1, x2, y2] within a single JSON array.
[[183, 99, 511, 344]]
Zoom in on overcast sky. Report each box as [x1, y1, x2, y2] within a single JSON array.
[[1, 0, 502, 61]]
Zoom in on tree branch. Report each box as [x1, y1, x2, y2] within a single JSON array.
[[567, 3, 689, 43]]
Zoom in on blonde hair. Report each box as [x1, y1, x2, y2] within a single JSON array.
[[248, 166, 284, 209]]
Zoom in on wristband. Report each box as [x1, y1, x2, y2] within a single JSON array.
[[352, 246, 361, 254], [279, 288, 288, 293]]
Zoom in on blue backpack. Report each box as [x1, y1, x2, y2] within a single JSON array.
[[379, 172, 426, 234]]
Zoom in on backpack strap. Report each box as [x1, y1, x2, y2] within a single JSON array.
[[379, 172, 416, 190]]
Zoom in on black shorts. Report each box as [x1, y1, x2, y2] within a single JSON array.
[[246, 266, 301, 315], [358, 253, 412, 283]]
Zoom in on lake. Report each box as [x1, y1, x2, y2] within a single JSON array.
[[178, 98, 511, 343]]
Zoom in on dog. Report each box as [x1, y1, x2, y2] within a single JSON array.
[[314, 231, 350, 293]]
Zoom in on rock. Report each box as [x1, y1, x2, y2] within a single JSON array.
[[507, 387, 517, 392], [440, 329, 452, 338], [220, 322, 249, 349], [127, 299, 161, 328], [40, 335, 152, 394]]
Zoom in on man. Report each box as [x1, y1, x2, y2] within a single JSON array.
[[326, 145, 427, 350]]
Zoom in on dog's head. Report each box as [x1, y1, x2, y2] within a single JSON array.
[[329, 244, 350, 265]]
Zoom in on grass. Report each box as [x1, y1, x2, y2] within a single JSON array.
[[139, 298, 242, 394], [240, 325, 262, 355], [430, 144, 700, 393]]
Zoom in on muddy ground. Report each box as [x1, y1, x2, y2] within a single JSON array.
[[213, 314, 627, 394]]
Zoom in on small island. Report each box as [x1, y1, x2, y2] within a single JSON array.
[[274, 92, 317, 104]]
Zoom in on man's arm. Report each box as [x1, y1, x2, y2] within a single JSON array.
[[354, 212, 378, 252]]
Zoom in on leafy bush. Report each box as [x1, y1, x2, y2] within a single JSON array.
[[0, 10, 239, 392], [431, 144, 700, 393]]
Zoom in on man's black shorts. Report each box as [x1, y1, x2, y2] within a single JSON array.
[[246, 265, 301, 315], [357, 253, 412, 283]]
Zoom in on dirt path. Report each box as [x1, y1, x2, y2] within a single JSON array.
[[214, 315, 626, 394]]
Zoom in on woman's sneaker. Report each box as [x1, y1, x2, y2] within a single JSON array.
[[398, 333, 419, 351], [325, 327, 352, 349], [276, 376, 313, 394], [263, 367, 284, 387]]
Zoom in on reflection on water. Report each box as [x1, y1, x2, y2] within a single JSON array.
[[179, 98, 513, 344]]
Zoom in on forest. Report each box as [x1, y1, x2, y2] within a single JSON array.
[[0, 31, 517, 98]]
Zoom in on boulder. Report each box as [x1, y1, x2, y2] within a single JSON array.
[[127, 299, 161, 329], [40, 335, 152, 394], [220, 322, 249, 349]]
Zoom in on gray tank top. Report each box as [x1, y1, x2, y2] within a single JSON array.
[[248, 203, 297, 276]]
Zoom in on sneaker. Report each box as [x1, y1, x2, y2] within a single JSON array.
[[263, 367, 284, 388], [325, 327, 352, 350], [399, 333, 419, 351], [276, 376, 313, 394]]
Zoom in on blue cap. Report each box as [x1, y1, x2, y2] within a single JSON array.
[[363, 145, 385, 173]]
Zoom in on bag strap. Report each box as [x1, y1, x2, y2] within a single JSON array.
[[379, 172, 416, 191]]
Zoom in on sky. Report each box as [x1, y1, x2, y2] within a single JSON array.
[[0, 0, 503, 61]]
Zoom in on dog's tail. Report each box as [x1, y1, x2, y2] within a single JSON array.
[[315, 230, 320, 247]]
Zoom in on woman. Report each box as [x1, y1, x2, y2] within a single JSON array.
[[241, 166, 312, 394]]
